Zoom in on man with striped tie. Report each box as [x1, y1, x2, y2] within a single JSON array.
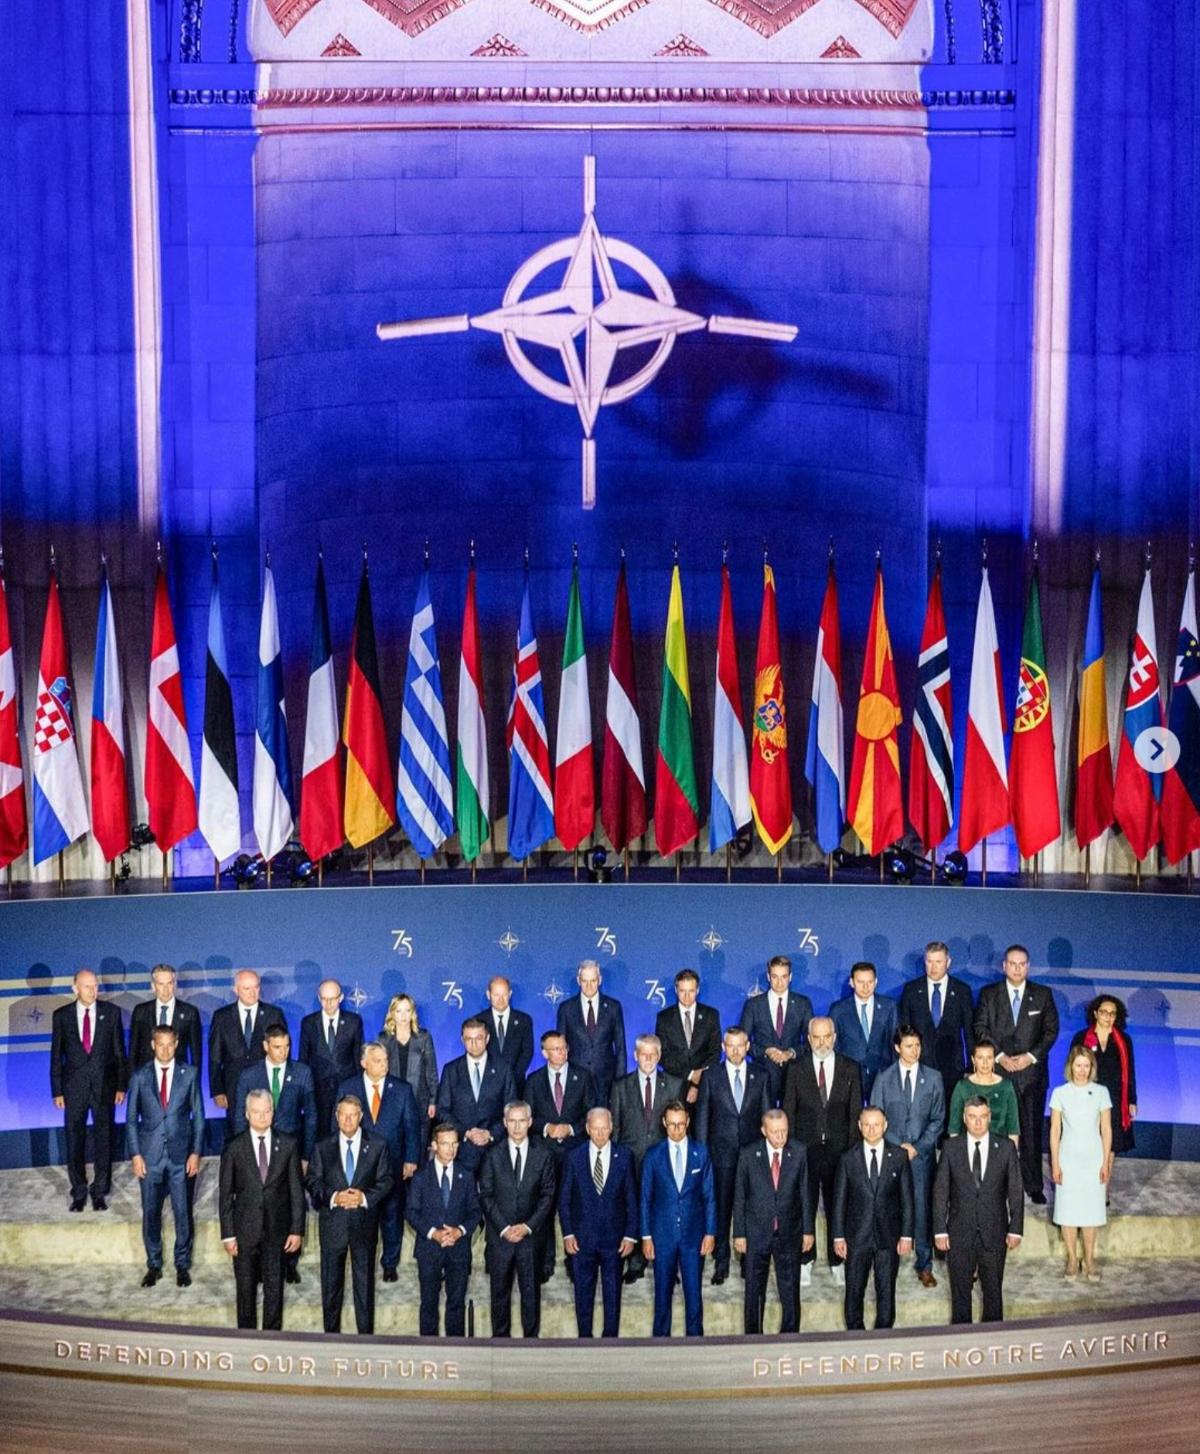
[[559, 1107, 638, 1337]]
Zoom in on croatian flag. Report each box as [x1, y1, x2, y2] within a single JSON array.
[[253, 561, 294, 862], [32, 571, 89, 863], [709, 563, 750, 852], [90, 566, 129, 862], [396, 569, 455, 859], [804, 562, 845, 855], [506, 578, 554, 861]]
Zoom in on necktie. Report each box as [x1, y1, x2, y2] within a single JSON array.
[[243, 1009, 254, 1047], [82, 1008, 92, 1054], [553, 1071, 563, 1114], [160, 1067, 169, 1109], [472, 1061, 482, 1098], [643, 1075, 654, 1127], [159, 1004, 169, 1027], [771, 1150, 781, 1190], [327, 1019, 336, 1051], [972, 1141, 983, 1186], [371, 1081, 381, 1119], [860, 1002, 870, 1039], [272, 1065, 282, 1107], [683, 1009, 693, 1047], [870, 1147, 879, 1186], [674, 1143, 684, 1191], [593, 1151, 605, 1194], [345, 1140, 356, 1184], [514, 1146, 523, 1183], [818, 1060, 827, 1105], [258, 1136, 269, 1182], [1011, 989, 1021, 1025], [774, 996, 784, 1039], [440, 1167, 451, 1209], [931, 983, 942, 1027], [496, 1016, 506, 1052], [586, 999, 597, 1036], [905, 1069, 914, 1105], [733, 1068, 744, 1111]]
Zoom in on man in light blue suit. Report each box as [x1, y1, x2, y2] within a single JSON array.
[[869, 1023, 944, 1289], [639, 1100, 716, 1337], [829, 962, 899, 1103], [126, 1025, 206, 1288]]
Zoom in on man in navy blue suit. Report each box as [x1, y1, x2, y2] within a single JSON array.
[[338, 1041, 422, 1281], [829, 962, 899, 1103], [407, 1124, 482, 1336], [737, 955, 813, 1106], [559, 1107, 638, 1337], [436, 1017, 516, 1176], [125, 1025, 205, 1288], [477, 975, 535, 1095], [639, 1100, 717, 1338], [897, 941, 974, 1122], [556, 959, 627, 1106], [298, 979, 364, 1134], [732, 1109, 814, 1333]]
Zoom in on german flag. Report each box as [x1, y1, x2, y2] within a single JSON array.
[[343, 562, 395, 848]]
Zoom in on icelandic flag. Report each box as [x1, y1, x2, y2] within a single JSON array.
[[299, 557, 343, 862], [506, 578, 554, 861], [199, 557, 241, 864], [709, 564, 750, 852], [253, 562, 294, 862], [90, 566, 129, 862], [32, 571, 89, 863], [1162, 566, 1200, 864], [804, 563, 845, 855], [396, 569, 455, 859], [1113, 565, 1163, 861]]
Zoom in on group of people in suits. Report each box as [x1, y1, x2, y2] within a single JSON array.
[[47, 938, 1064, 1338]]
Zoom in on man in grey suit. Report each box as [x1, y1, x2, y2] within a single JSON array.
[[610, 1034, 682, 1283]]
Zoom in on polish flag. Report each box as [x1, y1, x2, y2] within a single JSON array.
[[959, 565, 1009, 854]]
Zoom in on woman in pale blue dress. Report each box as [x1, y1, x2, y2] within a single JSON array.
[[1049, 1046, 1113, 1282]]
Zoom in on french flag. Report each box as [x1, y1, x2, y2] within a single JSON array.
[[90, 566, 129, 862], [804, 561, 845, 855], [299, 556, 343, 862]]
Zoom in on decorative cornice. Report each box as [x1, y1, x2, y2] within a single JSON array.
[[471, 33, 528, 56], [361, 0, 470, 37], [851, 0, 919, 40], [704, 0, 821, 39], [263, 0, 323, 37], [527, 0, 651, 31], [655, 33, 710, 56], [321, 33, 362, 56], [820, 34, 861, 56]]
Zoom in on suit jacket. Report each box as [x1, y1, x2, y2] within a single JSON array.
[[479, 1137, 558, 1247], [129, 998, 202, 1072], [828, 992, 899, 1099], [732, 1138, 813, 1246], [870, 1061, 945, 1157], [639, 1138, 717, 1246], [898, 974, 974, 1092], [406, 1158, 481, 1247], [831, 1142, 914, 1248], [380, 1027, 439, 1113], [655, 1001, 721, 1086], [693, 1061, 770, 1166], [558, 1140, 638, 1251], [219, 1128, 306, 1249], [737, 990, 814, 1100], [435, 1054, 517, 1172], [476, 1006, 535, 1093], [50, 1000, 128, 1099], [610, 1068, 684, 1166], [932, 1133, 1024, 1243], [208, 1000, 288, 1105], [306, 1131, 394, 1248], [125, 1061, 206, 1168], [336, 1073, 423, 1169], [526, 1063, 596, 1153], [232, 1059, 319, 1160], [556, 994, 627, 1100], [298, 1010, 364, 1099], [782, 1054, 862, 1160], [973, 980, 1060, 1089]]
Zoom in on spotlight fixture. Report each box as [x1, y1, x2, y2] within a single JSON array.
[[115, 857, 133, 887], [284, 842, 315, 885], [940, 850, 968, 886], [227, 854, 263, 889], [886, 846, 915, 883], [130, 822, 155, 849], [588, 846, 612, 884]]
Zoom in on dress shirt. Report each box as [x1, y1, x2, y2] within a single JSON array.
[[331, 1129, 364, 1209], [549, 1066, 574, 1130], [428, 1161, 467, 1237], [639, 1071, 657, 1105], [725, 1059, 748, 1094], [811, 1051, 836, 1082], [362, 1073, 385, 1112], [588, 1141, 612, 1179], [467, 1053, 489, 1081], [968, 1134, 989, 1181], [767, 992, 792, 1053], [494, 1010, 508, 1041], [323, 1013, 339, 1040], [76, 1001, 96, 1040], [153, 1058, 177, 1104], [156, 997, 177, 1025], [854, 995, 874, 1035], [925, 978, 944, 1012], [862, 1140, 883, 1175], [671, 1137, 690, 1188], [580, 992, 600, 1020]]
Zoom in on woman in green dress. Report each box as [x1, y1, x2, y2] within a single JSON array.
[[947, 1038, 1020, 1142]]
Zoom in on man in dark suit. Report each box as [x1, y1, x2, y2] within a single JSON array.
[[338, 1040, 422, 1281], [782, 1016, 862, 1285], [435, 1017, 517, 1177], [737, 955, 814, 1106], [640, 1101, 716, 1337], [897, 940, 974, 1120], [208, 970, 287, 1141], [128, 964, 202, 1071], [972, 944, 1060, 1202], [407, 1124, 482, 1336], [478, 975, 534, 1095], [50, 967, 128, 1211], [933, 1096, 1024, 1323], [559, 1107, 638, 1337], [219, 1088, 305, 1329], [694, 1025, 769, 1284], [298, 979, 364, 1134], [126, 1025, 205, 1287], [655, 968, 721, 1106], [828, 962, 899, 1103], [306, 1094, 394, 1333], [610, 1034, 683, 1283], [556, 959, 627, 1105], [732, 1109, 814, 1333], [831, 1105, 914, 1329], [526, 1029, 595, 1282], [479, 1101, 558, 1337]]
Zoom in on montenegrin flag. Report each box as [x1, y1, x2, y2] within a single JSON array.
[[749, 563, 792, 855], [709, 563, 750, 853], [455, 564, 489, 863], [32, 569, 87, 864], [1009, 566, 1060, 859], [1113, 564, 1162, 862], [1161, 565, 1200, 864], [299, 556, 343, 863], [804, 561, 845, 856], [847, 563, 903, 856], [554, 562, 594, 853], [90, 564, 130, 862], [144, 564, 197, 853], [959, 565, 1009, 855], [342, 561, 395, 849], [1075, 565, 1114, 850], [908, 564, 954, 855], [654, 564, 699, 856], [601, 560, 647, 854], [0, 570, 28, 869]]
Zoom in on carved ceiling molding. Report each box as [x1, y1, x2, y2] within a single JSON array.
[[257, 82, 928, 106]]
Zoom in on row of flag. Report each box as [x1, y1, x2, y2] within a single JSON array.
[[0, 550, 1197, 873]]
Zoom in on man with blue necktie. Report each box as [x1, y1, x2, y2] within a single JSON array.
[[829, 962, 899, 1102], [898, 941, 974, 1122], [407, 1124, 482, 1336], [639, 1100, 716, 1337], [435, 1018, 516, 1177]]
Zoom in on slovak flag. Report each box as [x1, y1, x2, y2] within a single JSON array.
[[1112, 565, 1163, 861], [804, 561, 845, 855], [145, 564, 197, 853], [90, 566, 130, 862], [0, 571, 29, 868], [32, 570, 89, 863]]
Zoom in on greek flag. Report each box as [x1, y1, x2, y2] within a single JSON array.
[[396, 570, 454, 858]]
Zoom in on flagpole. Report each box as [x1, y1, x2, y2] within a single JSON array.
[[674, 851, 680, 884], [776, 851, 782, 884], [317, 857, 324, 888], [265, 858, 272, 887], [725, 844, 732, 884], [110, 860, 117, 894], [1134, 857, 1141, 891], [1084, 842, 1091, 889], [624, 847, 630, 882], [981, 837, 988, 887], [931, 849, 937, 884], [57, 851, 64, 896], [214, 856, 220, 891], [367, 843, 375, 887], [420, 858, 426, 885], [573, 849, 578, 882], [826, 852, 833, 883]]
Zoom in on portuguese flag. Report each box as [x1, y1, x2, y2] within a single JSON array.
[[455, 564, 489, 862], [1009, 568, 1060, 858], [654, 564, 699, 856], [342, 562, 395, 848]]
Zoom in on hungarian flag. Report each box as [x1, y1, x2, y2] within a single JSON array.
[[805, 562, 845, 855], [145, 564, 197, 852], [90, 565, 129, 862], [1009, 567, 1060, 858], [908, 565, 954, 854], [749, 563, 792, 854], [709, 563, 750, 853], [1075, 566, 1114, 850], [342, 562, 395, 849], [959, 566, 1009, 854], [455, 564, 489, 863], [847, 564, 903, 856], [0, 572, 28, 868], [654, 564, 699, 856], [1161, 566, 1200, 864], [601, 561, 647, 853], [299, 557, 343, 862], [554, 563, 594, 852], [1113, 565, 1162, 861]]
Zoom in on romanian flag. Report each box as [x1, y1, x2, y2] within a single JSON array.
[[1009, 567, 1060, 858], [749, 564, 792, 854], [653, 564, 699, 856], [342, 562, 395, 848], [1075, 565, 1114, 850], [847, 564, 903, 856]]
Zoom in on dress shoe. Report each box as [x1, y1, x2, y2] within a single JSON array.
[[69, 1197, 87, 1214], [176, 1269, 192, 1288], [382, 1267, 398, 1283], [539, 1270, 553, 1285], [712, 1269, 728, 1286], [91, 1196, 108, 1212], [141, 1267, 162, 1288], [285, 1267, 301, 1285], [1029, 1190, 1048, 1205], [917, 1269, 938, 1289], [623, 1266, 644, 1285]]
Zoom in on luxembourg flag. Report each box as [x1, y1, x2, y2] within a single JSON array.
[[90, 566, 129, 862], [709, 563, 750, 852], [253, 560, 294, 862], [804, 561, 845, 855], [299, 557, 343, 863], [32, 570, 89, 863]]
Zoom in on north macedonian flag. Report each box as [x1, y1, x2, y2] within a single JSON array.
[[749, 563, 792, 854], [847, 564, 903, 856]]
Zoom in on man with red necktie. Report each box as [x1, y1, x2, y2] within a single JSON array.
[[50, 967, 127, 1212]]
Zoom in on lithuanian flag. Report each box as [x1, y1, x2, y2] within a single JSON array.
[[654, 564, 699, 856]]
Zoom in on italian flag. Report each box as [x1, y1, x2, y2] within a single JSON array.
[[654, 564, 700, 856], [456, 565, 489, 862], [554, 564, 594, 851]]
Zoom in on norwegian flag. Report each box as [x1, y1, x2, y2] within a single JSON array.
[[908, 565, 954, 854], [0, 571, 28, 868], [144, 564, 197, 852]]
